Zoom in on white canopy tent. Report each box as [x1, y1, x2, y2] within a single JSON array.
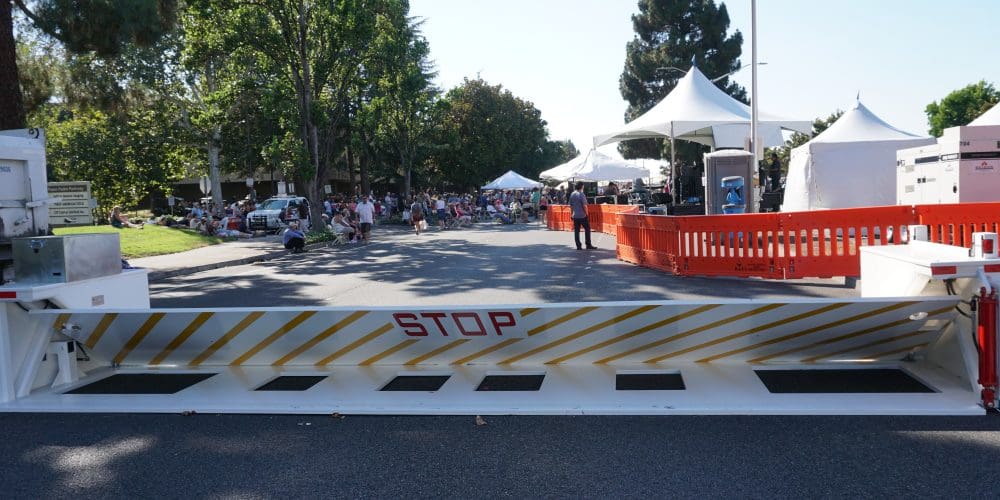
[[593, 65, 811, 149], [481, 170, 542, 190], [539, 149, 650, 182], [782, 100, 934, 212], [970, 101, 1000, 126]]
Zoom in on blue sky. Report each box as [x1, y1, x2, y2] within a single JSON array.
[[409, 0, 1000, 157]]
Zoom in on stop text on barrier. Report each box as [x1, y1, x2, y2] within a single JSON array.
[[392, 311, 519, 337]]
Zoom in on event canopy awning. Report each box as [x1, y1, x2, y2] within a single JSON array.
[[481, 170, 543, 190], [540, 149, 649, 182], [593, 65, 811, 149], [970, 101, 1000, 126]]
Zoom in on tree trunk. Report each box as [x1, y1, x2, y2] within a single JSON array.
[[208, 126, 223, 209], [402, 150, 411, 197], [0, 0, 26, 130], [347, 141, 356, 190]]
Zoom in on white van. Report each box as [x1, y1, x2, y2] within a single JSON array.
[[247, 196, 311, 233]]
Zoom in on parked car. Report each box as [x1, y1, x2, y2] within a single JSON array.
[[246, 196, 311, 233]]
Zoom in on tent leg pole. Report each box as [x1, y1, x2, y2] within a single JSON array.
[[671, 123, 678, 204]]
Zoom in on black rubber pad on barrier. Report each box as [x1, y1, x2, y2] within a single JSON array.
[[255, 376, 327, 391], [755, 369, 934, 394], [66, 373, 216, 395], [381, 375, 451, 392], [616, 373, 686, 390], [476, 374, 545, 391]]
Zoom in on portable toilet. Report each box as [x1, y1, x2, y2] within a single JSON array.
[[721, 176, 745, 214]]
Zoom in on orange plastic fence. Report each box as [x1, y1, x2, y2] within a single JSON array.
[[916, 203, 1000, 248], [546, 204, 637, 235], [551, 202, 1000, 279]]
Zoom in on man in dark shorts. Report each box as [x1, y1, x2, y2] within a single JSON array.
[[569, 181, 596, 250], [410, 199, 425, 235]]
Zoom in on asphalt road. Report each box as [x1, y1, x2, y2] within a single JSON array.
[[3, 413, 999, 498], [4, 223, 994, 498], [150, 223, 857, 308]]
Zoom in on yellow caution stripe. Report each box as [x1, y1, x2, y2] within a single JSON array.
[[52, 313, 71, 334], [150, 312, 214, 366], [527, 307, 598, 336], [315, 323, 394, 366], [231, 311, 317, 366], [450, 338, 523, 365], [84, 313, 119, 349], [500, 305, 659, 365], [405, 339, 471, 366], [360, 339, 419, 366], [642, 303, 848, 363], [864, 342, 930, 361], [596, 304, 780, 365], [696, 302, 916, 363], [190, 311, 265, 366], [748, 305, 953, 364], [546, 304, 719, 365], [273, 311, 368, 366], [113, 313, 166, 365], [800, 330, 926, 363]]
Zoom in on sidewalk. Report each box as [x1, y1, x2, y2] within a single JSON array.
[[132, 225, 414, 282]]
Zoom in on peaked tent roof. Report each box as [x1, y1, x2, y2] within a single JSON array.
[[540, 150, 650, 182], [970, 101, 1000, 126], [782, 99, 933, 212], [810, 100, 926, 143], [481, 170, 542, 190], [593, 65, 811, 148]]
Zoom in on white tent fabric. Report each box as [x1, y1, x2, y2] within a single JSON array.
[[782, 100, 935, 212], [593, 65, 811, 148], [481, 170, 542, 190], [970, 101, 1000, 126], [539, 150, 649, 181]]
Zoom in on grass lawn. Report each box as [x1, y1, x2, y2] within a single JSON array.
[[53, 225, 225, 259]]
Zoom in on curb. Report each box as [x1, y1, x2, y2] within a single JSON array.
[[145, 240, 333, 282]]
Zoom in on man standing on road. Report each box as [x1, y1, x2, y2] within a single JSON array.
[[356, 195, 375, 243], [569, 181, 596, 250]]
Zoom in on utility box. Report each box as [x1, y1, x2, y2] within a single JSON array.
[[1, 129, 57, 282], [703, 150, 756, 215], [12, 234, 121, 285], [897, 125, 1000, 205]]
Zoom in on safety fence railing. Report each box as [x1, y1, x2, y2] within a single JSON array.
[[546, 204, 638, 236], [548, 203, 1000, 279]]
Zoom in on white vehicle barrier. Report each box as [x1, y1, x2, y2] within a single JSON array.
[[0, 296, 984, 415]]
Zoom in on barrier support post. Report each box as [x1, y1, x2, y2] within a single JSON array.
[[977, 287, 998, 410]]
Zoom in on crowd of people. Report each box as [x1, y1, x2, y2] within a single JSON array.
[[109, 185, 580, 253]]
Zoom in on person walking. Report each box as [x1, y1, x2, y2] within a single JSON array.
[[569, 181, 596, 250], [410, 199, 425, 235], [356, 195, 375, 242]]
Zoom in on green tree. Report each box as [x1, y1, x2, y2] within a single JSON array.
[[1, 0, 177, 130], [431, 78, 558, 190], [773, 109, 843, 174], [38, 104, 187, 218], [219, 0, 393, 229], [365, 14, 438, 195], [618, 0, 745, 172], [925, 80, 1000, 137]]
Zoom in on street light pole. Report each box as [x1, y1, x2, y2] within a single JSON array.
[[750, 0, 759, 179]]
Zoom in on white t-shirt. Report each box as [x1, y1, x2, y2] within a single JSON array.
[[356, 201, 375, 224], [435, 199, 446, 210]]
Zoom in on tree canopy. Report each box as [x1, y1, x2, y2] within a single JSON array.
[[925, 80, 1000, 137], [1, 0, 177, 129], [618, 0, 745, 163], [3, 0, 572, 218]]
